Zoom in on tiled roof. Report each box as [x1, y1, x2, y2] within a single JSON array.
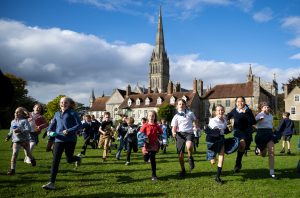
[[119, 91, 197, 109], [89, 96, 110, 111], [203, 82, 253, 99]]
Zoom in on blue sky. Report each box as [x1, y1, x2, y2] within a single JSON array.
[[1, 0, 300, 105]]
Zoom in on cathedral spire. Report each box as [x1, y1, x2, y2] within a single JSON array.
[[89, 89, 96, 108], [247, 64, 254, 82], [155, 6, 165, 56]]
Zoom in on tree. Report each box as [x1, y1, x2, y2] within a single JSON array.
[[284, 74, 300, 93], [157, 102, 175, 123], [0, 73, 37, 128], [44, 95, 65, 122]]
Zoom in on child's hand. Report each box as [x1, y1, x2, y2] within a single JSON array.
[[63, 130, 68, 135]]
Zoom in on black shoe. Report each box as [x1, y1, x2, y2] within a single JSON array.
[[234, 164, 241, 173], [215, 177, 224, 184], [287, 150, 291, 155], [179, 169, 186, 179], [7, 169, 15, 175], [188, 156, 195, 172], [31, 158, 36, 167], [280, 148, 285, 154]]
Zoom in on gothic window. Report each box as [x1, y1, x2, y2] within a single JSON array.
[[145, 97, 150, 105], [291, 106, 296, 114], [295, 95, 300, 102], [170, 96, 176, 105], [128, 99, 132, 106], [182, 96, 187, 101]]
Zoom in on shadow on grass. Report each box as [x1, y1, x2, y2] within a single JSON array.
[[55, 192, 166, 197]]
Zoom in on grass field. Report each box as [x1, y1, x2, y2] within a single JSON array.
[[0, 129, 299, 198]]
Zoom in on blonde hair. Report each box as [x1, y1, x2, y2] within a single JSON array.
[[15, 107, 29, 119], [60, 96, 76, 109]]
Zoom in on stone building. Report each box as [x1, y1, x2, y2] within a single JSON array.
[[284, 85, 300, 120]]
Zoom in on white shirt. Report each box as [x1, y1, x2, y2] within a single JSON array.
[[255, 112, 273, 129], [208, 116, 227, 135], [171, 110, 197, 133]]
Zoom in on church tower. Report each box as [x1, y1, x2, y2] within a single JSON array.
[[148, 7, 170, 93], [89, 89, 95, 108]]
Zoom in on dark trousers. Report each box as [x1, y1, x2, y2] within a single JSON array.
[[50, 142, 79, 183], [144, 151, 157, 177], [81, 137, 95, 154], [126, 141, 138, 162]]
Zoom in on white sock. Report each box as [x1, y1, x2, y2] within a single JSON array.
[[270, 169, 275, 175]]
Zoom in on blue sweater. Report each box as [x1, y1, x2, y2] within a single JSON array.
[[277, 118, 295, 136], [227, 107, 256, 133], [48, 109, 82, 142]]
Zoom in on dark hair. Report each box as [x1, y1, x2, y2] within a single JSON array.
[[235, 96, 246, 102], [141, 117, 147, 122], [177, 98, 187, 106], [104, 111, 110, 116], [33, 103, 44, 114], [259, 101, 270, 110], [148, 110, 158, 123], [283, 112, 290, 117]]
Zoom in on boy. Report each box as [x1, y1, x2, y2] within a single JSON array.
[[98, 112, 114, 162], [278, 112, 295, 155]]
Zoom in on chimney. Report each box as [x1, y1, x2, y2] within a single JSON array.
[[198, 79, 203, 96], [284, 84, 288, 98], [193, 79, 197, 93], [175, 82, 181, 92], [167, 80, 173, 94], [126, 84, 131, 97]]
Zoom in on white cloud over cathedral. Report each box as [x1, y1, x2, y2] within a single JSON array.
[[0, 19, 299, 105]]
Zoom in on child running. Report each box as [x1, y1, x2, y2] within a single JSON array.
[[278, 112, 295, 155], [227, 96, 256, 173], [98, 111, 114, 162], [171, 99, 198, 178], [255, 102, 278, 179], [206, 105, 228, 184], [139, 110, 163, 181], [6, 107, 36, 175], [42, 96, 82, 190], [124, 117, 138, 165]]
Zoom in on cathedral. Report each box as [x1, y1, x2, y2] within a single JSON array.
[[89, 8, 278, 125]]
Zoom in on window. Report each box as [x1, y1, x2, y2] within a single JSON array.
[[170, 96, 176, 105], [128, 99, 132, 106], [217, 100, 222, 105], [144, 110, 148, 117], [157, 97, 162, 105], [138, 110, 141, 118], [225, 100, 230, 107], [145, 98, 150, 105], [295, 95, 300, 102], [182, 96, 187, 101], [136, 98, 140, 105], [291, 107, 296, 114]]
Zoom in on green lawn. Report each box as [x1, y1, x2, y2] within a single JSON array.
[[0, 129, 299, 198]]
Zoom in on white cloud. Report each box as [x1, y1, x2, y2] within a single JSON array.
[[1, 19, 299, 106], [289, 53, 300, 60], [253, 7, 273, 22]]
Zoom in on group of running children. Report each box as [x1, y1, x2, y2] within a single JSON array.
[[6, 96, 296, 190]]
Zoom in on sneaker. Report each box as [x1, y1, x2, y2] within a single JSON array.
[[75, 154, 82, 167], [24, 157, 31, 164], [287, 150, 291, 155], [31, 158, 36, 166], [151, 176, 158, 181], [280, 148, 285, 154], [42, 182, 55, 190], [125, 161, 130, 166], [233, 164, 242, 173], [188, 156, 195, 172], [255, 146, 260, 156], [270, 174, 278, 180], [179, 169, 186, 179], [7, 169, 15, 175], [215, 177, 224, 184]]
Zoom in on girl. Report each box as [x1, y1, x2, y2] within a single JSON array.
[[278, 112, 295, 155], [171, 99, 198, 178], [6, 107, 36, 175], [139, 110, 163, 181], [206, 105, 227, 184], [42, 96, 82, 190], [227, 96, 256, 173], [24, 103, 48, 163], [255, 102, 277, 179]]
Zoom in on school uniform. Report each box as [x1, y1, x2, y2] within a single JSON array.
[[277, 118, 295, 141], [255, 112, 275, 151]]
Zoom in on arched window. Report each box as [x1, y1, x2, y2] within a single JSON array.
[[128, 99, 132, 106]]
